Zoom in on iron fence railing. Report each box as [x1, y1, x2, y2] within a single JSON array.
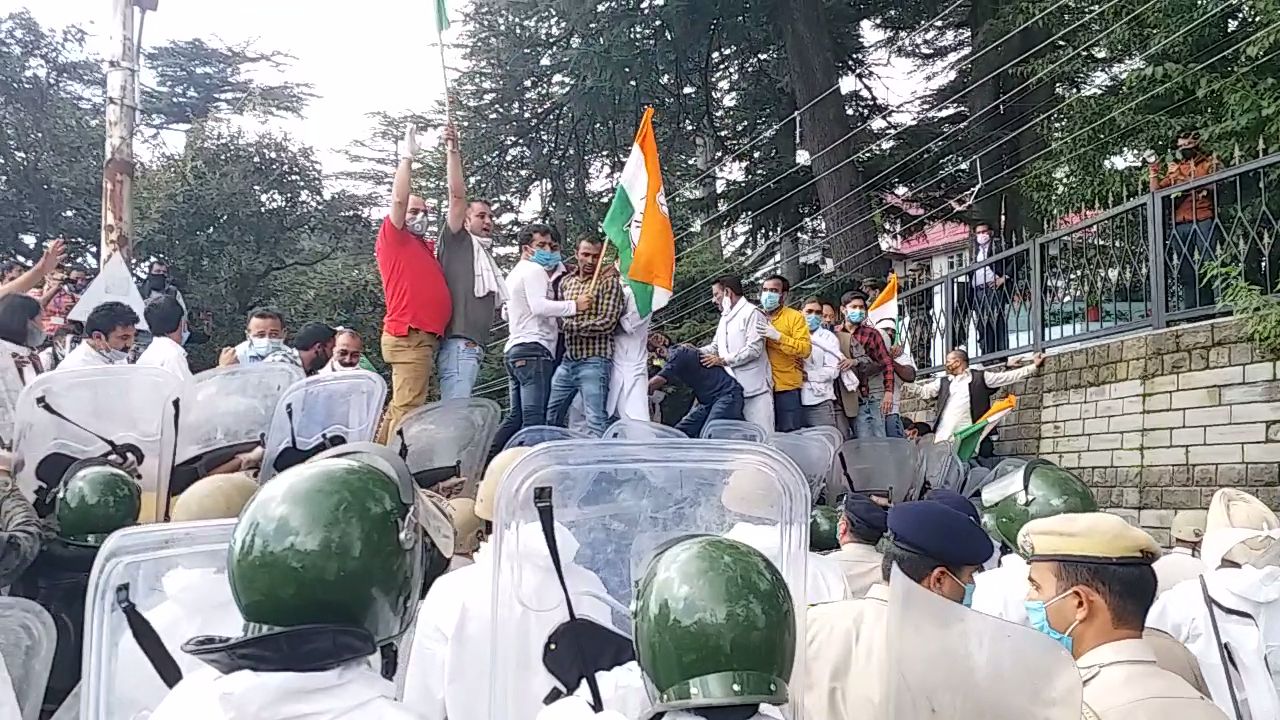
[[900, 150, 1280, 373]]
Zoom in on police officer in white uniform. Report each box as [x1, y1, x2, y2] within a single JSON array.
[[1019, 512, 1227, 720], [803, 499, 993, 720]]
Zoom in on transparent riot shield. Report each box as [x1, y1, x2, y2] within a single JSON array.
[[489, 440, 811, 720], [394, 399, 501, 496], [793, 426, 842, 454], [13, 366, 184, 522], [700, 419, 768, 442], [80, 520, 243, 720], [972, 458, 1029, 503], [174, 364, 304, 493], [914, 440, 967, 496], [771, 433, 835, 503], [835, 438, 917, 505], [0, 597, 56, 720], [503, 425, 592, 450], [258, 372, 387, 483], [601, 419, 687, 440], [886, 565, 1083, 719]]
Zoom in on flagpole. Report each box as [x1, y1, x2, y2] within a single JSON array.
[[588, 243, 611, 295], [438, 38, 452, 121]]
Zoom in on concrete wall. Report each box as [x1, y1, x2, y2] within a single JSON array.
[[902, 318, 1280, 545]]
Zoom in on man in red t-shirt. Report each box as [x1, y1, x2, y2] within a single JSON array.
[[375, 125, 453, 442]]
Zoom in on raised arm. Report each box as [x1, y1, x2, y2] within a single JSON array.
[[907, 376, 942, 400], [444, 123, 467, 233], [390, 125, 419, 230], [983, 356, 1043, 388], [0, 239, 64, 298]]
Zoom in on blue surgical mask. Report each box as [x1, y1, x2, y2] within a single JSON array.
[[1025, 589, 1079, 654], [805, 314, 821, 332], [760, 291, 781, 312], [846, 309, 866, 324], [531, 249, 562, 270], [945, 569, 976, 608]]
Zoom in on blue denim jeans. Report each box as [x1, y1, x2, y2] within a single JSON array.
[[675, 388, 745, 438], [773, 389, 803, 433], [885, 413, 905, 438], [854, 397, 887, 439], [437, 337, 484, 400], [546, 357, 611, 436], [490, 343, 556, 456]]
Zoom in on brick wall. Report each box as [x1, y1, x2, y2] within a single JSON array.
[[902, 318, 1280, 545]]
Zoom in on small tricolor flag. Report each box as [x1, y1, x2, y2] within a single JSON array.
[[953, 394, 1017, 461], [868, 272, 899, 330], [434, 0, 450, 33], [602, 107, 676, 317]]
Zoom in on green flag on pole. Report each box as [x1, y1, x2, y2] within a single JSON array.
[[435, 0, 450, 33]]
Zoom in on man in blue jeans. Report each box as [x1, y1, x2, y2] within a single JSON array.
[[647, 331, 745, 438], [488, 226, 589, 456], [546, 237, 625, 435], [436, 123, 505, 399]]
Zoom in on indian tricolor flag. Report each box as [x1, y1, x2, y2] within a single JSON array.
[[953, 395, 1017, 461], [868, 273, 899, 330], [603, 107, 676, 317]]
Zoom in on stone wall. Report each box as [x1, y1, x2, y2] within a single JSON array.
[[902, 318, 1280, 545]]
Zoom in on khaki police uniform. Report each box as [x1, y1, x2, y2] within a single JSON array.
[[828, 541, 884, 600], [1018, 513, 1227, 720], [802, 584, 890, 720]]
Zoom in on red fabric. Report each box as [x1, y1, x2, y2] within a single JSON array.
[[376, 216, 451, 337]]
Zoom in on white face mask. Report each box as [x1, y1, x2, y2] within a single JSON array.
[[720, 296, 733, 313], [976, 233, 992, 245], [249, 336, 283, 356]]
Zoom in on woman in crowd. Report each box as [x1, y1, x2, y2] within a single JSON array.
[[0, 294, 47, 441]]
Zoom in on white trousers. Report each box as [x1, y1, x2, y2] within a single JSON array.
[[744, 393, 775, 436]]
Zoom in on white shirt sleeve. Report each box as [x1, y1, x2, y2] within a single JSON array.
[[521, 266, 577, 319], [910, 377, 942, 400], [982, 364, 1038, 388]]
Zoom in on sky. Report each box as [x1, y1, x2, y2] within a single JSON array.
[[5, 0, 457, 173]]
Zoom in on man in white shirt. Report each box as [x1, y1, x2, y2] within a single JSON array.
[[218, 307, 288, 368], [137, 295, 191, 381], [1153, 509, 1208, 596], [56, 301, 138, 372], [799, 297, 841, 427], [909, 348, 1044, 454], [489, 225, 589, 455], [700, 275, 773, 434]]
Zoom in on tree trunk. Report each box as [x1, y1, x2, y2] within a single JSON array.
[[774, 0, 883, 279], [695, 116, 723, 260], [773, 95, 803, 284], [967, 0, 1008, 239]]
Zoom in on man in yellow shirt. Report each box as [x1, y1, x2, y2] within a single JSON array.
[[759, 275, 811, 432]]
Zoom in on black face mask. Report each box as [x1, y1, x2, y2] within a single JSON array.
[[145, 273, 167, 291], [1179, 147, 1199, 161], [307, 352, 330, 375]]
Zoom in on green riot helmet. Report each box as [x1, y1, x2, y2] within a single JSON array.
[[634, 535, 796, 714], [978, 458, 1097, 553], [810, 505, 840, 552], [227, 455, 425, 646], [55, 460, 141, 546]]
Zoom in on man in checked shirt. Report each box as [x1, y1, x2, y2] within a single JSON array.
[[546, 236, 626, 436], [838, 290, 896, 439]]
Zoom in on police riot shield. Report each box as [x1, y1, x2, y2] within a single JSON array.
[[835, 438, 917, 505], [700, 419, 768, 442], [970, 457, 1028, 501], [601, 419, 687, 440], [80, 520, 242, 720], [771, 433, 836, 503], [395, 399, 501, 495], [489, 440, 811, 720], [174, 365, 303, 491], [258, 372, 387, 483], [0, 597, 56, 720], [503, 425, 592, 450], [793, 426, 842, 454], [886, 565, 1083, 719], [914, 439, 966, 496], [13, 366, 183, 522]]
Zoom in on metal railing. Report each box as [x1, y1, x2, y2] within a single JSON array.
[[900, 150, 1280, 373]]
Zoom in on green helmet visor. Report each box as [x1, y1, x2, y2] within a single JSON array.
[[654, 671, 789, 712]]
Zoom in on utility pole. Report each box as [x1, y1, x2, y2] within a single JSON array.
[[101, 0, 156, 265]]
